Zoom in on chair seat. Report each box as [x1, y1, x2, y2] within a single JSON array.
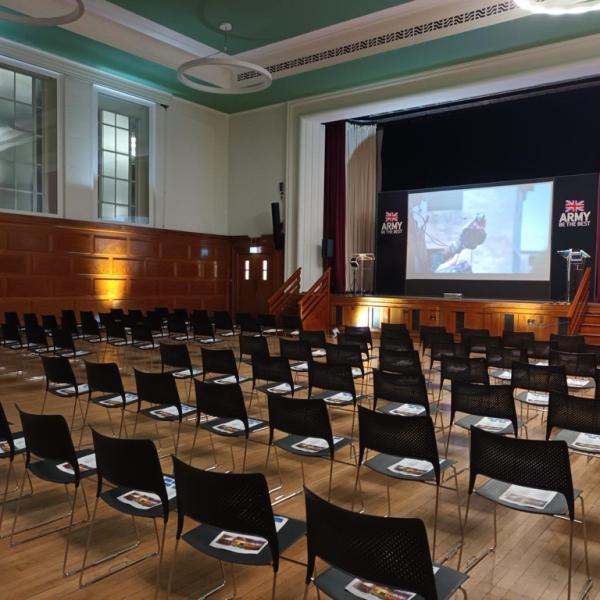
[[140, 403, 197, 421], [29, 449, 97, 485], [455, 414, 520, 436], [274, 434, 351, 458], [553, 429, 600, 455], [91, 392, 138, 409], [0, 432, 26, 458], [58, 349, 92, 358], [566, 376, 594, 390], [255, 382, 306, 396], [182, 515, 306, 567], [201, 417, 268, 437], [170, 367, 203, 379], [204, 375, 250, 385], [310, 391, 364, 406], [50, 383, 90, 397], [194, 337, 223, 345], [365, 453, 455, 482], [134, 342, 159, 350], [290, 361, 309, 372], [488, 368, 512, 381], [378, 402, 435, 417], [100, 475, 177, 519], [475, 478, 579, 517], [314, 564, 468, 600], [515, 390, 549, 407]]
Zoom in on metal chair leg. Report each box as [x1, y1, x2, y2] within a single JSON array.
[[432, 484, 440, 561], [154, 519, 167, 600]]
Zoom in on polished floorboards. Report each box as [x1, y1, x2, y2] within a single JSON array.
[[0, 335, 598, 599]]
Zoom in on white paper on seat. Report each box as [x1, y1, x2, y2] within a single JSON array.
[[55, 383, 89, 396], [0, 437, 25, 454], [475, 417, 512, 433], [212, 418, 263, 434], [98, 393, 138, 407], [567, 377, 590, 388], [496, 370, 511, 380], [325, 392, 353, 404], [346, 578, 416, 600], [498, 484, 556, 510], [535, 360, 549, 366], [173, 368, 202, 378], [290, 436, 344, 453], [290, 362, 308, 371], [266, 383, 302, 394], [389, 403, 426, 416], [387, 458, 434, 477], [526, 391, 549, 405], [351, 367, 363, 377], [209, 516, 287, 555], [117, 475, 176, 510], [573, 432, 600, 452], [149, 404, 195, 419], [290, 330, 300, 336], [57, 453, 97, 475], [214, 375, 238, 384], [311, 349, 326, 357]]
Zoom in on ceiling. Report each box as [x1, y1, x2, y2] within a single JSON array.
[[1, 0, 600, 113]]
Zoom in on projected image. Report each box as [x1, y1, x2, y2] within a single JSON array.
[[406, 181, 553, 281]]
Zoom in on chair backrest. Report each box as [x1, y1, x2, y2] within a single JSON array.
[[85, 361, 125, 397], [173, 308, 188, 321], [52, 328, 76, 353], [160, 342, 192, 371], [213, 310, 234, 332], [460, 328, 489, 344], [547, 392, 600, 441], [372, 369, 429, 413], [42, 314, 58, 333], [466, 335, 501, 355], [440, 356, 489, 385], [378, 348, 422, 375], [420, 326, 447, 348], [26, 324, 48, 347], [380, 336, 414, 352], [128, 309, 144, 325], [511, 362, 567, 393], [430, 339, 466, 361], [41, 354, 77, 388], [549, 350, 596, 377], [23, 313, 39, 330], [358, 406, 440, 483], [304, 488, 438, 600], [134, 369, 181, 412], [450, 382, 517, 433], [502, 330, 534, 348], [527, 340, 551, 359], [2, 322, 21, 345], [110, 308, 125, 319], [0, 401, 17, 459], [91, 428, 169, 519], [267, 394, 334, 458], [469, 426, 575, 519], [281, 314, 302, 332], [239, 334, 269, 360], [238, 314, 261, 334], [279, 338, 312, 363], [4, 311, 21, 329], [299, 330, 327, 349], [381, 322, 409, 339], [550, 333, 585, 353], [154, 307, 170, 319], [131, 323, 154, 344], [252, 356, 293, 387], [201, 348, 239, 380], [81, 314, 100, 338], [258, 314, 277, 329], [105, 320, 127, 341], [191, 312, 214, 338], [172, 457, 280, 570], [194, 381, 248, 432], [344, 325, 372, 346], [61, 310, 78, 334], [337, 333, 369, 354], [18, 409, 80, 481], [486, 345, 528, 369], [167, 314, 188, 335], [326, 343, 363, 372], [308, 362, 355, 398]]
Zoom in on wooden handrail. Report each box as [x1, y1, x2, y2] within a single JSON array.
[[299, 268, 331, 331], [567, 266, 591, 335], [267, 267, 302, 315]]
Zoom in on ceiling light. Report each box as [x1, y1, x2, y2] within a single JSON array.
[[515, 0, 600, 14], [0, 0, 84, 25], [177, 22, 272, 95]]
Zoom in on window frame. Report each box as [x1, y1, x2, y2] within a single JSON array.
[[93, 85, 156, 227]]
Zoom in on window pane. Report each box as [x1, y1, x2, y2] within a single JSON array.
[[15, 73, 32, 104], [116, 179, 129, 205], [16, 191, 32, 211], [15, 163, 32, 191], [102, 151, 116, 177], [0, 98, 14, 126], [15, 102, 33, 133], [100, 202, 115, 219], [0, 68, 14, 100], [115, 153, 129, 180], [115, 204, 129, 219], [116, 128, 129, 154], [0, 189, 14, 209], [101, 177, 115, 203], [101, 110, 115, 125], [116, 114, 128, 129], [15, 138, 33, 164], [102, 124, 115, 151], [0, 159, 14, 188]]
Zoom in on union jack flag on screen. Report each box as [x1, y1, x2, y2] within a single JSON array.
[[385, 211, 399, 222], [565, 200, 585, 213]]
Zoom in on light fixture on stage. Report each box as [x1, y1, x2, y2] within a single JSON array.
[[0, 0, 84, 25], [515, 1, 600, 15], [557, 248, 591, 301]]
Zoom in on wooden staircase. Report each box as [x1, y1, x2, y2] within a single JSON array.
[[567, 267, 600, 344], [267, 267, 331, 332]]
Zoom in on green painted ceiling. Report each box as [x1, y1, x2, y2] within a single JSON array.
[[0, 11, 600, 113], [106, 0, 413, 54]]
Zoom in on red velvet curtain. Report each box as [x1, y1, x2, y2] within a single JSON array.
[[323, 121, 346, 293]]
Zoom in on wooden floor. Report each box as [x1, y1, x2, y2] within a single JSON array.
[[0, 335, 599, 600]]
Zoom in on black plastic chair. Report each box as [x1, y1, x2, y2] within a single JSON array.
[[53, 327, 91, 359], [79, 429, 175, 593], [502, 330, 534, 349], [167, 314, 190, 341], [511, 362, 567, 414], [487, 344, 528, 383], [420, 325, 447, 356], [459, 328, 489, 353], [379, 348, 422, 376], [42, 314, 59, 334], [1, 322, 23, 349], [279, 337, 313, 374], [445, 382, 522, 456], [462, 427, 591, 598], [81, 312, 103, 343], [266, 394, 351, 503], [190, 381, 267, 471], [191, 311, 220, 344], [550, 333, 586, 354], [252, 356, 304, 398], [299, 330, 327, 358], [133, 369, 196, 455], [103, 321, 131, 365], [549, 350, 596, 391], [201, 347, 249, 385], [61, 310, 79, 338], [526, 339, 551, 361], [23, 313, 39, 330], [4, 311, 21, 330], [25, 324, 52, 353], [128, 309, 144, 326], [465, 335, 501, 357], [159, 342, 202, 402], [372, 368, 432, 416], [304, 487, 468, 600], [213, 310, 237, 337], [239, 333, 269, 366], [354, 406, 463, 561], [380, 322, 410, 341], [337, 333, 371, 364], [131, 322, 160, 353], [326, 343, 369, 384], [238, 314, 262, 336], [167, 457, 305, 600], [259, 313, 280, 335], [11, 409, 96, 577], [380, 335, 415, 352], [439, 355, 488, 401], [429, 337, 466, 377], [281, 314, 302, 335]]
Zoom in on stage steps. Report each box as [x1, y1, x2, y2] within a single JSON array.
[[579, 303, 600, 344]]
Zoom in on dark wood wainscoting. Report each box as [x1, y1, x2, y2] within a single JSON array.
[[0, 213, 233, 316]]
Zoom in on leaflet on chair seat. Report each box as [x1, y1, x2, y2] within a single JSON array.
[[475, 417, 512, 433], [567, 377, 590, 388], [55, 383, 89, 396], [98, 393, 138, 407], [290, 362, 308, 371], [325, 392, 353, 404], [389, 403, 426, 416], [0, 436, 25, 454], [526, 391, 549, 405], [212, 418, 263, 434], [214, 375, 239, 384], [498, 484, 556, 510], [117, 475, 176, 510], [290, 436, 343, 453], [573, 432, 600, 452], [266, 383, 302, 394], [387, 458, 434, 477], [56, 453, 97, 475], [208, 515, 287, 555], [149, 404, 195, 419]]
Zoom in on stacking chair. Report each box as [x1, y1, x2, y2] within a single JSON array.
[[239, 333, 269, 366], [252, 356, 305, 399], [25, 324, 53, 354], [546, 392, 600, 459], [462, 427, 591, 598], [133, 370, 196, 455], [379, 348, 422, 376], [353, 407, 463, 561], [549, 350, 596, 391], [79, 429, 175, 594], [131, 322, 160, 350], [53, 328, 91, 359], [502, 330, 534, 349], [42, 314, 59, 335], [280, 314, 302, 336], [465, 335, 501, 357], [61, 310, 80, 338], [0, 401, 28, 536], [438, 356, 489, 403], [201, 348, 250, 385], [128, 309, 144, 326], [259, 313, 280, 335], [80, 312, 103, 343], [527, 339, 551, 364], [4, 311, 22, 331], [279, 337, 313, 375], [380, 322, 410, 341], [173, 308, 189, 323], [40, 355, 87, 431], [337, 333, 371, 365], [238, 314, 262, 336], [459, 328, 489, 354], [81, 361, 138, 442], [326, 343, 370, 392], [167, 313, 190, 341], [23, 313, 39, 331], [146, 310, 167, 338], [420, 325, 447, 356], [299, 329, 327, 358], [345, 325, 373, 349], [110, 308, 125, 322], [372, 369, 432, 417], [304, 488, 468, 600], [487, 344, 528, 383], [213, 310, 237, 337], [167, 458, 305, 600], [159, 342, 202, 401], [266, 394, 351, 503], [1, 322, 23, 349], [189, 381, 267, 471], [511, 362, 567, 418], [429, 335, 465, 379], [380, 334, 414, 352], [154, 307, 170, 320], [103, 321, 131, 364], [445, 382, 522, 456], [10, 409, 96, 577], [191, 311, 220, 344], [550, 333, 586, 353]]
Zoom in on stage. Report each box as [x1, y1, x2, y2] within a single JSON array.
[[330, 294, 572, 340]]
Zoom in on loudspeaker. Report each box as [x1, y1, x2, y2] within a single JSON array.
[[271, 202, 284, 250], [322, 238, 334, 261]]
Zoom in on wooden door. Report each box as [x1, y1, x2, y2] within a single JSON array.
[[233, 238, 283, 315]]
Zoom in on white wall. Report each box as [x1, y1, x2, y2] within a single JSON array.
[[228, 104, 287, 238]]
